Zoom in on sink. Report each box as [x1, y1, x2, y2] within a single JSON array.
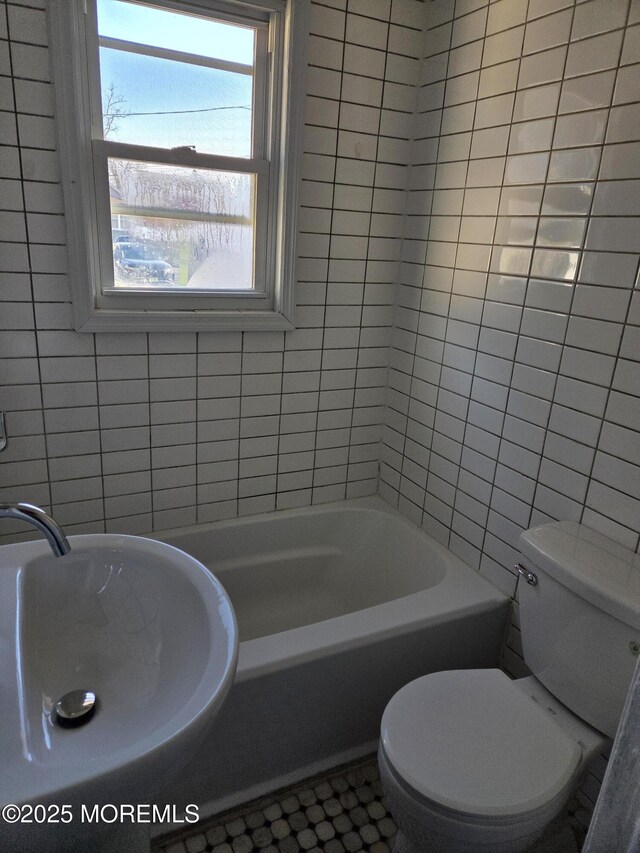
[[0, 534, 238, 852]]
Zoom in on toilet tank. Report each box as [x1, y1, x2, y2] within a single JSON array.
[[518, 521, 640, 739]]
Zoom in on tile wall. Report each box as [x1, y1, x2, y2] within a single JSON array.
[[1, 0, 639, 620], [0, 0, 425, 542], [380, 0, 640, 658]]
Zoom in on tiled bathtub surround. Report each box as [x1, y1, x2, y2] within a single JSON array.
[[0, 0, 425, 541], [379, 0, 640, 634], [1, 0, 638, 562], [3, 0, 638, 575]]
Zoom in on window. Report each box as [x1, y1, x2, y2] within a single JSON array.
[[49, 0, 308, 331]]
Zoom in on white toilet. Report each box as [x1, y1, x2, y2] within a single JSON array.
[[379, 521, 640, 853]]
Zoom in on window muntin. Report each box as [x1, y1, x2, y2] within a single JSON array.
[[96, 0, 256, 157], [98, 47, 254, 156], [90, 0, 266, 297]]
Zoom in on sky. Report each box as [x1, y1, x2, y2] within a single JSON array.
[[96, 0, 255, 157]]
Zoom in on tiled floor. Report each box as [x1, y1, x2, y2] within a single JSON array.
[[155, 759, 396, 853], [155, 757, 589, 853]]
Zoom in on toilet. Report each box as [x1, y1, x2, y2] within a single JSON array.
[[378, 521, 640, 853]]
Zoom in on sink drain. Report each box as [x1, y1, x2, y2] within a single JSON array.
[[52, 690, 97, 728]]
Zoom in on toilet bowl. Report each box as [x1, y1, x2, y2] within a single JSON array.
[[379, 669, 605, 853], [378, 521, 640, 853]]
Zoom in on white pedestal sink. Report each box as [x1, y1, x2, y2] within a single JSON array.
[[0, 534, 238, 853]]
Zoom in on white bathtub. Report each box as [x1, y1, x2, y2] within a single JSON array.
[[153, 496, 509, 818]]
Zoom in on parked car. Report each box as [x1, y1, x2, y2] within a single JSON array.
[[113, 242, 175, 284]]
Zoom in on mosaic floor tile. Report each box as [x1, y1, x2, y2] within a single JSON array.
[[155, 757, 588, 853], [155, 759, 396, 853]]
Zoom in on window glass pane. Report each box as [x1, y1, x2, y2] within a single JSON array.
[[108, 158, 255, 291], [99, 48, 253, 156], [96, 0, 255, 66]]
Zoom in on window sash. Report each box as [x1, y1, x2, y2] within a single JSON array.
[[87, 0, 272, 307], [94, 17, 269, 159], [92, 142, 271, 310]]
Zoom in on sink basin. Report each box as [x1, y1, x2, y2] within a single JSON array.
[[0, 534, 238, 852]]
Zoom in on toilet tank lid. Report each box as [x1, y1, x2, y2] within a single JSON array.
[[520, 522, 640, 631]]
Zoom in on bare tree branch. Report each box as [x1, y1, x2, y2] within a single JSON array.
[[103, 83, 127, 138]]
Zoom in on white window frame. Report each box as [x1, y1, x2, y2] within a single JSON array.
[[48, 0, 308, 332]]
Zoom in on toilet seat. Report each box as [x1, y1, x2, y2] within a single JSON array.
[[380, 669, 582, 822]]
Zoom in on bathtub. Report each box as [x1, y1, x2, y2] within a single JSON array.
[[153, 496, 509, 819]]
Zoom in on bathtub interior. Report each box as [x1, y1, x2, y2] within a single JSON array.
[[152, 498, 509, 814], [160, 504, 449, 642]]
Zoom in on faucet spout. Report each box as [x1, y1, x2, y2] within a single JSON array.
[[0, 503, 71, 557]]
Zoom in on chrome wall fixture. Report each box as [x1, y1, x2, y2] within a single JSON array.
[[516, 564, 538, 586]]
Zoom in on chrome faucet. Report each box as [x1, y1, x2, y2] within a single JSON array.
[[0, 503, 71, 557]]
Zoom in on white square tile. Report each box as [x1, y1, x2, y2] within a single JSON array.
[[471, 125, 510, 158], [474, 92, 515, 128], [571, 0, 628, 41], [620, 325, 640, 361], [441, 101, 476, 134], [606, 390, 640, 430], [518, 46, 567, 89], [599, 141, 640, 180], [513, 83, 561, 121], [612, 358, 640, 397], [585, 481, 640, 531], [504, 152, 549, 184], [525, 278, 573, 312], [7, 4, 48, 45], [516, 336, 562, 372], [444, 71, 480, 107], [542, 183, 593, 216], [565, 29, 624, 77], [310, 3, 345, 39], [547, 147, 601, 182], [466, 156, 506, 187], [487, 0, 527, 34], [606, 103, 640, 144], [482, 26, 525, 67], [448, 40, 484, 77], [527, 0, 573, 20], [578, 251, 639, 288], [478, 60, 520, 99], [539, 458, 588, 503], [452, 6, 487, 46], [499, 186, 543, 215], [523, 8, 572, 54], [508, 118, 554, 154], [554, 375, 608, 417], [559, 69, 616, 114], [565, 316, 624, 355], [599, 423, 640, 468], [592, 180, 640, 217], [586, 217, 640, 253], [520, 307, 568, 342], [346, 12, 387, 49], [536, 217, 586, 249], [553, 110, 608, 149], [530, 248, 579, 280], [613, 63, 640, 104]]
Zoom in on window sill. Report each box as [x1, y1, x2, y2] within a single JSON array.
[[74, 306, 296, 333]]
